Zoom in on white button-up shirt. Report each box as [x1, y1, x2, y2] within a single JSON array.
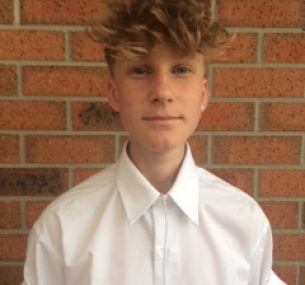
[[22, 145, 285, 285]]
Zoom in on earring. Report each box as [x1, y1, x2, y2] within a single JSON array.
[[200, 105, 204, 112]]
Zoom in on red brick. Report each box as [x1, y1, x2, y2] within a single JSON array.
[[273, 234, 305, 261], [260, 202, 298, 229], [273, 265, 296, 285], [26, 136, 115, 164], [260, 170, 305, 197], [214, 33, 258, 63], [213, 136, 301, 165], [264, 33, 305, 63], [71, 31, 105, 62], [198, 103, 254, 131], [0, 202, 21, 229], [23, 66, 110, 97], [0, 136, 19, 163], [261, 103, 305, 131], [0, 66, 17, 96], [0, 31, 64, 61], [0, 0, 13, 24], [21, 0, 103, 24], [213, 68, 305, 98], [0, 266, 23, 285], [0, 168, 68, 196], [72, 102, 123, 131], [209, 169, 254, 195], [0, 235, 27, 261], [26, 201, 50, 228], [217, 0, 303, 28], [188, 136, 207, 164], [73, 168, 101, 185], [0, 101, 66, 130]]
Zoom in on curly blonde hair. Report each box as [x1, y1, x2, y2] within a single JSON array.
[[90, 0, 231, 69]]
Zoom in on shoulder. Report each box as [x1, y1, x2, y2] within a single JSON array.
[[197, 167, 260, 209], [33, 163, 118, 233], [197, 167, 269, 239]]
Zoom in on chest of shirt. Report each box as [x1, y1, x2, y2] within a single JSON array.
[[59, 197, 251, 285]]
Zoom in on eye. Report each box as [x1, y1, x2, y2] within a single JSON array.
[[172, 65, 192, 75], [129, 66, 151, 77]]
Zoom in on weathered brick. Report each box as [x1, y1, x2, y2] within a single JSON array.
[[71, 31, 105, 62], [23, 66, 110, 97], [21, 0, 103, 24], [260, 170, 305, 197], [273, 234, 305, 261], [0, 66, 17, 96], [213, 136, 301, 165], [213, 68, 305, 98], [0, 266, 23, 285], [72, 102, 123, 131], [0, 136, 19, 164], [0, 0, 13, 24], [261, 103, 305, 131], [0, 101, 66, 130], [0, 235, 27, 261], [26, 136, 115, 164], [214, 33, 258, 63], [26, 201, 50, 228], [264, 33, 305, 63], [260, 202, 298, 229], [198, 103, 254, 131], [0, 31, 65, 61], [217, 0, 303, 28], [188, 136, 207, 164], [0, 168, 68, 196], [73, 168, 101, 185], [209, 169, 254, 195], [273, 265, 296, 285], [0, 202, 21, 229]]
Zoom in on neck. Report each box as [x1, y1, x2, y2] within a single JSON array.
[[127, 143, 186, 194]]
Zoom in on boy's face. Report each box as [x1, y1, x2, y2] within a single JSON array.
[[107, 43, 208, 155]]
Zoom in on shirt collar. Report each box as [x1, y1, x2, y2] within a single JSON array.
[[116, 143, 199, 225]]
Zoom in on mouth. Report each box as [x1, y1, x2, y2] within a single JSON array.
[[142, 115, 182, 121]]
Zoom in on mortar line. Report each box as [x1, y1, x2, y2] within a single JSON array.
[[20, 200, 26, 229], [254, 101, 261, 132], [14, 0, 20, 25], [66, 100, 72, 131], [253, 168, 259, 200], [257, 31, 264, 65], [210, 0, 217, 22], [65, 31, 72, 62], [299, 202, 303, 230], [301, 135, 305, 165], [16, 64, 23, 97]]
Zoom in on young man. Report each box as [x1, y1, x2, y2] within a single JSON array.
[[22, 0, 286, 284]]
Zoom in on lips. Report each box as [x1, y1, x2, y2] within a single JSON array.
[[143, 116, 182, 121], [143, 115, 182, 122]]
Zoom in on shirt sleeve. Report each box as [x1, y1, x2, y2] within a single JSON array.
[[22, 215, 65, 285], [266, 271, 287, 285], [247, 220, 286, 285]]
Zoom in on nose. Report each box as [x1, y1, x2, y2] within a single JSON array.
[[150, 73, 174, 104]]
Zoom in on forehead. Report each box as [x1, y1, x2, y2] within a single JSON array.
[[115, 43, 205, 66]]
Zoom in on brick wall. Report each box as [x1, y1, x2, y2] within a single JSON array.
[[0, 0, 304, 284]]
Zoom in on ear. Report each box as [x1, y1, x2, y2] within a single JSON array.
[[106, 80, 120, 112], [200, 79, 209, 112]]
